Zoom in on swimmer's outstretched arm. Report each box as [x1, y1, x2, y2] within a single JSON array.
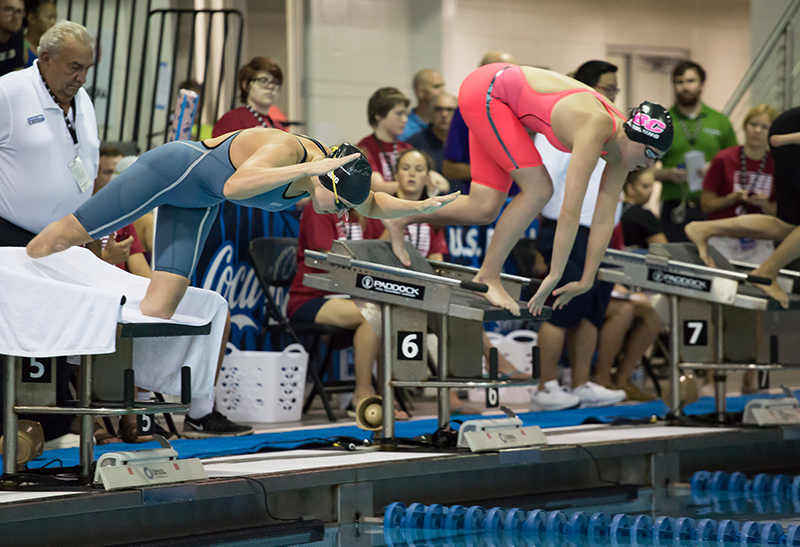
[[223, 144, 360, 200], [770, 132, 800, 147], [355, 190, 460, 219]]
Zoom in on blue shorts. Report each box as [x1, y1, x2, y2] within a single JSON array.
[[536, 219, 613, 330]]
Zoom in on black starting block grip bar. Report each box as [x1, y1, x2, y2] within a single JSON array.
[[747, 274, 772, 286], [308, 250, 490, 293], [181, 366, 191, 405]]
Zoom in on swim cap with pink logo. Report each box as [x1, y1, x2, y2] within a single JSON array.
[[624, 101, 673, 154]]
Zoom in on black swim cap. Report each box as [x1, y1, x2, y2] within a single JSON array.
[[624, 101, 674, 154], [318, 143, 372, 208]]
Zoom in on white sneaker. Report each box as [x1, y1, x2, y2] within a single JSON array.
[[531, 380, 581, 411], [574, 381, 627, 408]]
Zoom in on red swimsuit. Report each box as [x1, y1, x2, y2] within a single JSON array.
[[459, 63, 625, 193]]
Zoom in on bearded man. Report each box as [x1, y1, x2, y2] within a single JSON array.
[[654, 60, 738, 242]]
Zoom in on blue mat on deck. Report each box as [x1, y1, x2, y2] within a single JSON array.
[[9, 391, 794, 470]]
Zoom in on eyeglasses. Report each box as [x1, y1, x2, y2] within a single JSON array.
[[644, 147, 663, 160], [0, 6, 25, 16], [596, 85, 620, 95], [250, 77, 281, 90]]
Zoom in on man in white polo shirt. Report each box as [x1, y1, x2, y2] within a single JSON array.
[[0, 20, 99, 246], [0, 20, 99, 443]]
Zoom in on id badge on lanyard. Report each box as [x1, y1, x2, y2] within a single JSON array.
[[69, 145, 92, 193]]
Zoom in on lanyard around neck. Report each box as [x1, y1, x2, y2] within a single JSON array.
[[39, 67, 77, 146]]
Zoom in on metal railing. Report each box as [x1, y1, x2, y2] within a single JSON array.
[[724, 0, 800, 128], [53, 1, 242, 152]]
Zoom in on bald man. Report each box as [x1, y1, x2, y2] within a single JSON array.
[[399, 68, 445, 141]]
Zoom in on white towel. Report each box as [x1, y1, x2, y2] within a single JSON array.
[[0, 247, 226, 399]]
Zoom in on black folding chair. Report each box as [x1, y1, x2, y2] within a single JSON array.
[[248, 237, 355, 422]]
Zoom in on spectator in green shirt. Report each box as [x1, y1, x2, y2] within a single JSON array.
[[654, 60, 737, 242]]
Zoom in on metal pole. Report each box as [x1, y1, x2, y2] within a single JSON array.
[[3, 356, 18, 476], [438, 315, 450, 429], [785, 25, 794, 111], [79, 355, 93, 484], [714, 304, 727, 422], [723, 0, 800, 115], [382, 304, 394, 439], [669, 295, 681, 414]]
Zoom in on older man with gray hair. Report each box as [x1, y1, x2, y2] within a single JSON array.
[[0, 20, 99, 245], [398, 68, 445, 141]]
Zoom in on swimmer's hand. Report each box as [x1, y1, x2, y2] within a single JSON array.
[[551, 279, 592, 310], [527, 274, 560, 316], [306, 153, 360, 177], [416, 191, 460, 214]]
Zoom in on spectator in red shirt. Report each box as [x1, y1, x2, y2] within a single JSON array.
[[286, 206, 410, 417], [95, 146, 150, 277], [696, 103, 778, 265], [357, 87, 449, 196], [212, 56, 287, 136]]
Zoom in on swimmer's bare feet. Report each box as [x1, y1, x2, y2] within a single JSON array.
[[750, 266, 789, 309], [26, 215, 92, 259], [383, 217, 411, 266], [685, 221, 715, 268], [474, 274, 520, 316]]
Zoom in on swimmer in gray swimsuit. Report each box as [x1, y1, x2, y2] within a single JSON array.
[[28, 128, 459, 319]]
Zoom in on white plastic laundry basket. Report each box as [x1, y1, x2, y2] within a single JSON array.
[[215, 343, 309, 423], [468, 330, 537, 404]]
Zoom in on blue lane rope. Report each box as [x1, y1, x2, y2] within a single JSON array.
[[383, 501, 800, 546]]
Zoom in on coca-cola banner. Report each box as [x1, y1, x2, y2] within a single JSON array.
[[192, 202, 301, 350]]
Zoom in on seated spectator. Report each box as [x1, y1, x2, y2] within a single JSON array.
[[22, 0, 55, 67], [405, 91, 457, 176], [700, 103, 778, 265], [286, 203, 411, 419], [0, 0, 24, 76], [357, 86, 449, 196], [212, 56, 286, 136], [398, 68, 444, 141], [94, 146, 151, 277], [621, 168, 668, 248]]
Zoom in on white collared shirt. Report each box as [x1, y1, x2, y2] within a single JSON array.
[[536, 134, 622, 227], [0, 60, 100, 233]]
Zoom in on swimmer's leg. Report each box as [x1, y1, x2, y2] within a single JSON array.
[[473, 164, 553, 315], [27, 214, 93, 258]]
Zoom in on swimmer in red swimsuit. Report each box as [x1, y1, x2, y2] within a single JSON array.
[[386, 63, 673, 315]]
